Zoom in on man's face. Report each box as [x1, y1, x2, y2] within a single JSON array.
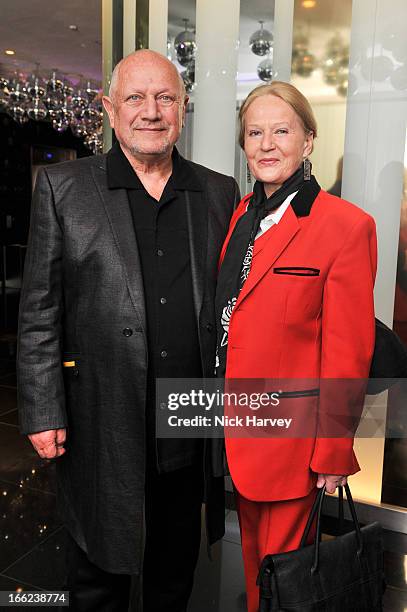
[[103, 57, 187, 159]]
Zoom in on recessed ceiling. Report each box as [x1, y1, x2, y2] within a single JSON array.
[[0, 0, 102, 81], [0, 0, 352, 100]]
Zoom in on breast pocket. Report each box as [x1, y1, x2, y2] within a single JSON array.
[[272, 269, 323, 321], [273, 267, 320, 277]]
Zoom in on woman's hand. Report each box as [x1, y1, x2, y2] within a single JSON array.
[[317, 473, 347, 494]]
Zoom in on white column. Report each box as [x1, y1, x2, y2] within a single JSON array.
[[273, 0, 294, 82], [123, 0, 137, 56], [342, 0, 407, 326], [149, 0, 168, 56], [341, 0, 407, 506], [102, 0, 113, 151], [192, 0, 240, 175]]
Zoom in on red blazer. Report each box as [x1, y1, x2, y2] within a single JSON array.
[[221, 189, 377, 502]]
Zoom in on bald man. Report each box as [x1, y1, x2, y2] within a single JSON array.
[[17, 50, 239, 611]]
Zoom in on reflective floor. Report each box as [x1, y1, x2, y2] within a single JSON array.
[[0, 352, 406, 611]]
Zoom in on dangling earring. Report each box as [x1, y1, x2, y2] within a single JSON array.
[[303, 158, 311, 181], [246, 162, 252, 184]]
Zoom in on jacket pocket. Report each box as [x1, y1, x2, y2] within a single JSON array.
[[273, 267, 320, 276]]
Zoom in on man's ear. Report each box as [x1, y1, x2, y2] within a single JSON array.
[[181, 95, 189, 128], [102, 96, 115, 129]]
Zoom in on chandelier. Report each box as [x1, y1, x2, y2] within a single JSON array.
[[0, 65, 103, 154]]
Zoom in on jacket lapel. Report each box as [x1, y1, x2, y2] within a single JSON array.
[[91, 161, 147, 334], [236, 204, 300, 308], [185, 190, 208, 323]]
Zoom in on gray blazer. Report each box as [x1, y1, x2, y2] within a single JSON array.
[[17, 151, 239, 573]]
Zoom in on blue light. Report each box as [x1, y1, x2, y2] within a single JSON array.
[[46, 153, 53, 160]]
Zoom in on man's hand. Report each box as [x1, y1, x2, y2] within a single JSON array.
[[28, 428, 67, 459], [317, 473, 347, 494]]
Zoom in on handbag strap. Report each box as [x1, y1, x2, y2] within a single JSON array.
[[299, 486, 325, 547], [300, 484, 364, 573]]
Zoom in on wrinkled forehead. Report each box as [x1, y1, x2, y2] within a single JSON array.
[[116, 60, 182, 97], [245, 95, 302, 127]]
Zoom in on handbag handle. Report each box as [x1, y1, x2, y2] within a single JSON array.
[[300, 484, 364, 573]]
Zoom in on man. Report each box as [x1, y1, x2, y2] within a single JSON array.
[[17, 50, 239, 611]]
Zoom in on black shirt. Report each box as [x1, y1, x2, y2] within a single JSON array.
[[106, 142, 203, 470]]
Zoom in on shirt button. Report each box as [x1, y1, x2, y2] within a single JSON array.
[[160, 350, 167, 358], [122, 327, 133, 337], [157, 249, 164, 256], [160, 297, 167, 304]]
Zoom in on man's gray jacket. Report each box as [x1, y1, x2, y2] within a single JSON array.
[[17, 151, 239, 573]]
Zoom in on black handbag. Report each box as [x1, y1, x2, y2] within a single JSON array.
[[367, 318, 407, 394], [257, 484, 385, 611]]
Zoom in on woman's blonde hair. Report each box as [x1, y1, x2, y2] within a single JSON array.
[[238, 81, 318, 152]]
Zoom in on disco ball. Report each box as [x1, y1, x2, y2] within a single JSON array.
[[63, 81, 74, 97], [0, 89, 9, 111], [71, 91, 88, 117], [322, 34, 350, 89], [27, 76, 45, 98], [60, 100, 74, 122], [257, 58, 273, 82], [391, 65, 407, 91], [27, 97, 48, 121], [85, 80, 99, 102], [47, 71, 63, 92], [250, 21, 273, 57], [52, 117, 70, 132], [43, 93, 63, 111], [181, 70, 195, 93], [70, 119, 89, 138], [8, 103, 28, 124], [0, 77, 9, 91], [292, 51, 317, 77], [8, 81, 28, 103], [175, 21, 196, 67]]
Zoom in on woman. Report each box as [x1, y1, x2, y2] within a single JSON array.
[[215, 82, 377, 611]]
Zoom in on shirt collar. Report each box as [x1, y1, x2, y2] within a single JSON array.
[[255, 191, 297, 239], [106, 141, 202, 191]]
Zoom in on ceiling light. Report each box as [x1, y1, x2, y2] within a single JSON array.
[[5, 49, 15, 55], [302, 0, 316, 7]]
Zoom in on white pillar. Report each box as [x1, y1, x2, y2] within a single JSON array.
[[123, 0, 137, 56], [149, 0, 168, 56], [342, 0, 407, 326], [192, 0, 240, 175], [102, 0, 113, 151], [341, 0, 407, 507], [273, 0, 294, 82]]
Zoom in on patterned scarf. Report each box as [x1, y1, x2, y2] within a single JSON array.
[[215, 163, 316, 376]]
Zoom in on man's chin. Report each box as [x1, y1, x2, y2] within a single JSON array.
[[128, 140, 172, 157]]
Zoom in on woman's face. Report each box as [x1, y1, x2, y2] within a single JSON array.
[[244, 94, 313, 197]]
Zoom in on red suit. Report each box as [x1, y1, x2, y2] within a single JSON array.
[[220, 189, 377, 610]]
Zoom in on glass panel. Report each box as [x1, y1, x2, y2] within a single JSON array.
[[291, 0, 352, 192], [166, 0, 353, 197]]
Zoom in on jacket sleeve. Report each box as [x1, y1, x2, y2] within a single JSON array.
[[17, 168, 67, 434], [310, 213, 377, 475]]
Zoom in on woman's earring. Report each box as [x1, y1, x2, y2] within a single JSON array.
[[303, 158, 311, 181], [246, 162, 252, 184]]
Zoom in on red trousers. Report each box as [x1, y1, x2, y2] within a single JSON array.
[[235, 487, 318, 612]]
